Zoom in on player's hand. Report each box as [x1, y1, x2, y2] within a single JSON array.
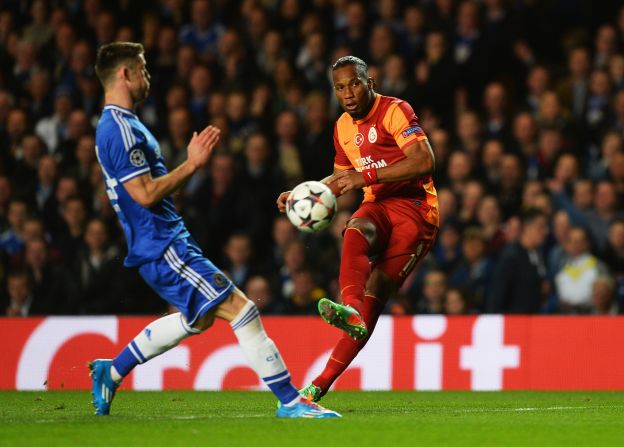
[[326, 170, 365, 195], [276, 191, 291, 213], [187, 125, 221, 170]]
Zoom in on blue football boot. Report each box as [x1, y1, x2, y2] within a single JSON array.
[[275, 397, 341, 418], [88, 359, 118, 415]]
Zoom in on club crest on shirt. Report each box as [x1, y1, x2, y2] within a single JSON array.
[[354, 132, 364, 146], [368, 126, 378, 143], [129, 149, 146, 167], [213, 273, 227, 287]]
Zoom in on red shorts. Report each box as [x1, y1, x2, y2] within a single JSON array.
[[350, 197, 438, 285]]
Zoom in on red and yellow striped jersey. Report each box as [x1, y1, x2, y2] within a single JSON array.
[[333, 94, 439, 226]]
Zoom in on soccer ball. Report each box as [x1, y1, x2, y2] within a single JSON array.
[[286, 181, 337, 233]]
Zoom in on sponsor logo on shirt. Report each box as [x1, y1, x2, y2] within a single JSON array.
[[354, 155, 388, 171]]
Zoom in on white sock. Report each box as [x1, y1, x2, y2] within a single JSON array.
[[133, 313, 198, 360], [111, 313, 198, 381], [230, 301, 300, 405]]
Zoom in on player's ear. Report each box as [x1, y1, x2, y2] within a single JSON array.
[[122, 66, 131, 82]]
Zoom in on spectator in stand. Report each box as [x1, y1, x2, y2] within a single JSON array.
[[482, 82, 511, 142], [222, 233, 259, 288], [449, 226, 494, 309], [55, 195, 88, 263], [4, 270, 34, 317], [69, 218, 120, 314], [283, 269, 327, 315], [0, 176, 13, 228], [416, 270, 448, 314], [586, 180, 623, 253], [524, 65, 551, 114], [160, 107, 193, 170], [497, 153, 524, 219], [0, 199, 29, 262], [191, 152, 246, 260], [274, 110, 304, 189], [590, 275, 619, 315], [23, 237, 70, 314], [457, 180, 484, 226], [277, 238, 308, 302], [593, 24, 618, 70], [588, 130, 623, 181], [446, 151, 473, 195], [556, 47, 591, 120], [602, 219, 624, 307], [548, 210, 572, 277], [35, 86, 74, 156], [444, 286, 473, 315], [486, 209, 549, 314], [556, 226, 607, 314], [244, 274, 282, 315], [476, 194, 506, 257], [178, 0, 224, 59]]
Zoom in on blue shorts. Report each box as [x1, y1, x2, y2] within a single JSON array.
[[138, 237, 235, 325]]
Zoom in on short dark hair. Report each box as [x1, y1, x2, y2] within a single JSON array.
[[331, 55, 369, 79], [95, 42, 144, 87], [520, 208, 547, 226]]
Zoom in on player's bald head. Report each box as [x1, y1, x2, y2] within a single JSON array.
[[332, 56, 369, 80]]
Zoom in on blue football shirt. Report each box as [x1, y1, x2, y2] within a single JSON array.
[[95, 104, 189, 267]]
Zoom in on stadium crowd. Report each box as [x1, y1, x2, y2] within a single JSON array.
[[1, 0, 624, 317]]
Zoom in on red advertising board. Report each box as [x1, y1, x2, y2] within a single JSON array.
[[1, 315, 623, 391]]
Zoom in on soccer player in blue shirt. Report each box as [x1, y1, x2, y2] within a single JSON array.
[[90, 42, 339, 418]]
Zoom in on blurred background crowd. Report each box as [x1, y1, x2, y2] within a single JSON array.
[[2, 0, 624, 317]]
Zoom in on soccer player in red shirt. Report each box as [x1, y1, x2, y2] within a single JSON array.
[[276, 56, 439, 401]]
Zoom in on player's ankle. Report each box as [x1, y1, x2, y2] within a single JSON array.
[[110, 365, 123, 384], [342, 294, 363, 312]]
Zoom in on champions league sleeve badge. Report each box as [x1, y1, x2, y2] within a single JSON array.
[[129, 148, 146, 167]]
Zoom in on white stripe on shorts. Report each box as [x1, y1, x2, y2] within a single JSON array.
[[166, 245, 220, 297], [163, 247, 217, 301]]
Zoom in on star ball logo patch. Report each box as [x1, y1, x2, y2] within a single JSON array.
[[129, 149, 146, 167], [401, 126, 422, 138]]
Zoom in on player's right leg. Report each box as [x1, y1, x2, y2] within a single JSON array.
[[208, 290, 341, 418], [302, 275, 389, 402]]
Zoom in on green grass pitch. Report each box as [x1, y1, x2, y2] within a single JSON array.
[[1, 391, 623, 447]]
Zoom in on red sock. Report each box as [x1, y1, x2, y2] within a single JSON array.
[[313, 295, 385, 393], [339, 228, 371, 311]]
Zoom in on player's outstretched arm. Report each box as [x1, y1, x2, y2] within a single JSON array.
[[124, 126, 220, 208], [327, 140, 434, 195]]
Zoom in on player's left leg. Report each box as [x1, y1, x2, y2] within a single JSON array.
[[89, 312, 198, 415]]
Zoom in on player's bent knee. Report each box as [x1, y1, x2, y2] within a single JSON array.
[[346, 218, 377, 246], [215, 289, 253, 322], [192, 310, 216, 332]]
